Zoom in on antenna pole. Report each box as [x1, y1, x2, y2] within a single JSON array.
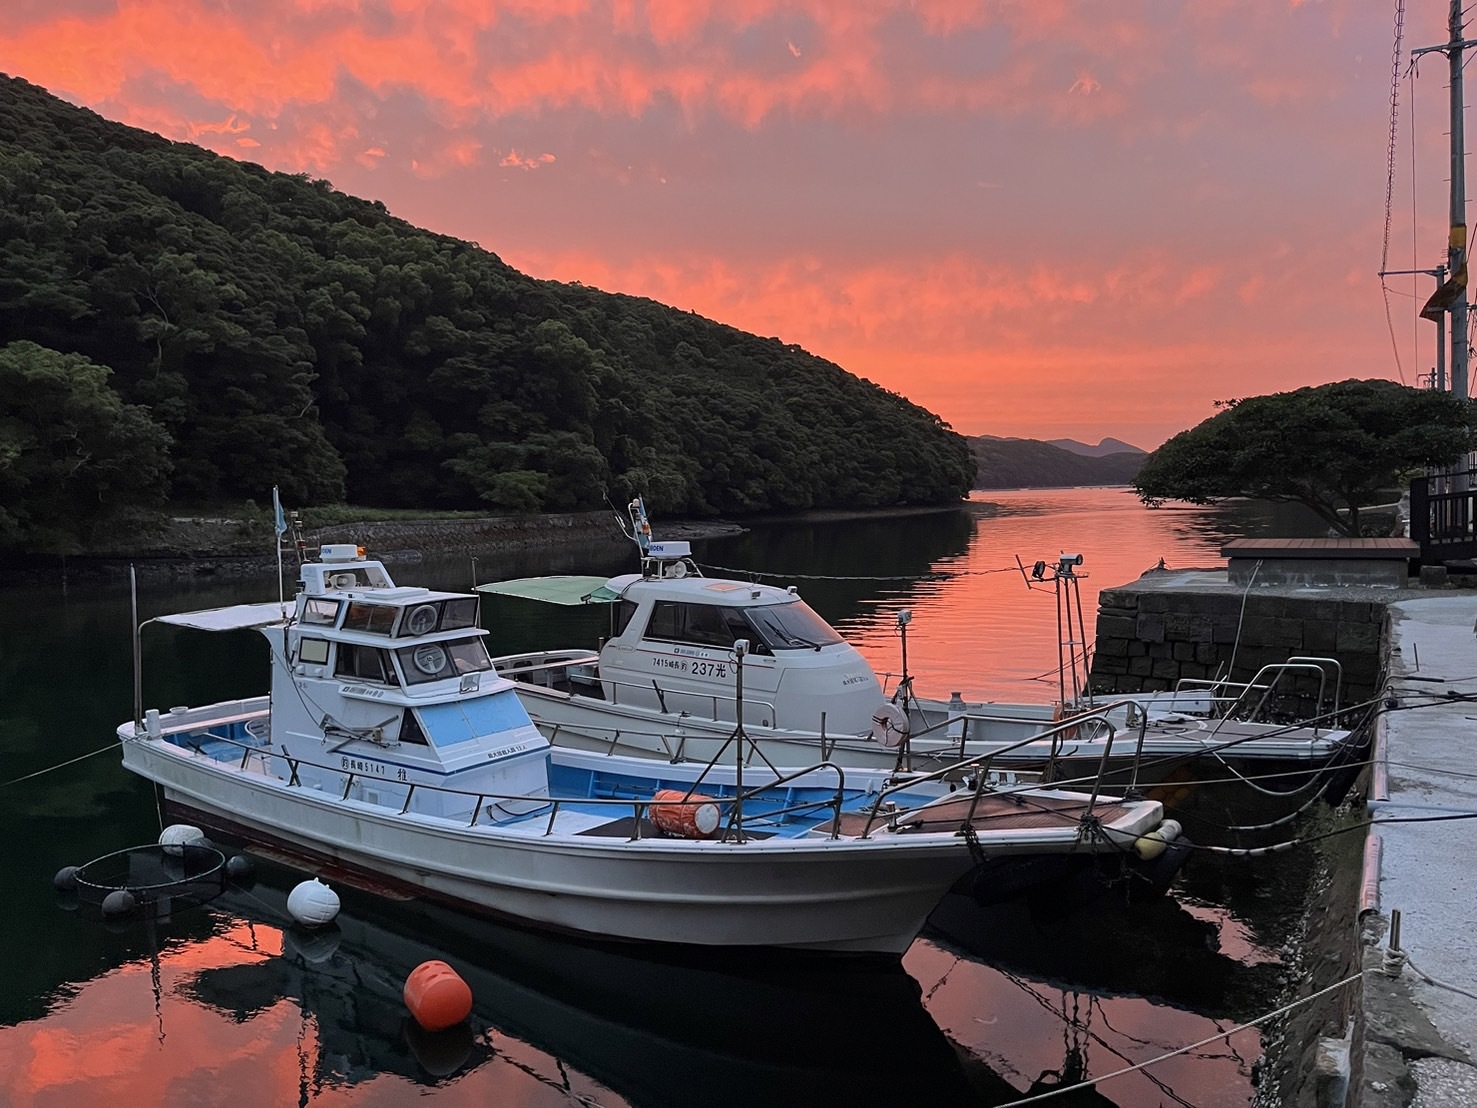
[[131, 564, 143, 733]]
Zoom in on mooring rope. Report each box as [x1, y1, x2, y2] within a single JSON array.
[[0, 741, 120, 788], [990, 968, 1366, 1106], [693, 561, 1023, 582]]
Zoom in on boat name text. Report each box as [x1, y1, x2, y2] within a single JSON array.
[[341, 756, 407, 780]]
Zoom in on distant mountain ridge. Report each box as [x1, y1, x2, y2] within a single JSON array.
[[1047, 437, 1145, 457], [967, 436, 1146, 489]]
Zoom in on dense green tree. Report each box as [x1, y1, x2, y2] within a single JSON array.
[[0, 74, 974, 552], [1133, 379, 1474, 535], [0, 341, 172, 551]]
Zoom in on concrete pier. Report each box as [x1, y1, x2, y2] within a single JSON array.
[[1359, 597, 1477, 1107], [1086, 567, 1477, 1106]]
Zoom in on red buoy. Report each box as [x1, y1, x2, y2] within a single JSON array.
[[403, 960, 472, 1031], [649, 789, 721, 838]]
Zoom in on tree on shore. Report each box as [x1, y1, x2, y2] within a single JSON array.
[[0, 341, 173, 551], [1132, 379, 1475, 536]]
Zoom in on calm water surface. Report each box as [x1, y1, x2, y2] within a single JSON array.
[[0, 489, 1328, 1106]]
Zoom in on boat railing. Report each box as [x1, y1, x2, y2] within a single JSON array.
[[897, 696, 1142, 774], [138, 699, 272, 737], [1174, 658, 1339, 732], [131, 724, 855, 842], [855, 702, 1142, 839], [490, 650, 601, 682], [578, 672, 782, 731]]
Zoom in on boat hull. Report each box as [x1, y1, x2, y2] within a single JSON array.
[[515, 681, 1362, 783], [121, 737, 976, 956]]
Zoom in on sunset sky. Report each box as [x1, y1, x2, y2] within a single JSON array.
[[0, 1, 1456, 447]]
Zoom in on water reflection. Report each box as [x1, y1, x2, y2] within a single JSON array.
[[0, 490, 1330, 1106], [17, 858, 1013, 1106]]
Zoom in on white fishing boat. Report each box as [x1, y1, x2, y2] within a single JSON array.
[[478, 499, 1371, 807], [116, 542, 1176, 957]]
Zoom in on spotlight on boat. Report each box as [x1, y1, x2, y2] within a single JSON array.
[[287, 878, 341, 928], [896, 609, 912, 627]]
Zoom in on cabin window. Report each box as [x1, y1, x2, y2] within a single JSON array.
[[342, 602, 397, 635], [334, 644, 396, 684], [742, 601, 843, 651], [612, 599, 638, 637], [644, 601, 765, 652], [397, 710, 429, 746], [441, 598, 479, 630], [395, 636, 493, 685], [298, 638, 330, 665], [301, 598, 340, 626], [393, 597, 480, 637]]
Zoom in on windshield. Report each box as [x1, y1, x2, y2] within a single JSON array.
[[395, 636, 494, 685], [743, 601, 843, 651]]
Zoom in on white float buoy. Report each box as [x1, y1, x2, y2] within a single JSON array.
[[287, 878, 341, 927], [158, 824, 205, 857], [53, 866, 79, 892]]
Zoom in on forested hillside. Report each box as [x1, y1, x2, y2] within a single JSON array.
[[0, 76, 973, 553], [968, 436, 1144, 489]]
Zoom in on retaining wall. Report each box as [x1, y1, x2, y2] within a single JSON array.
[[1087, 568, 1399, 721]]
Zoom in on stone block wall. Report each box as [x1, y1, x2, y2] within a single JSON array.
[[1088, 571, 1392, 721]]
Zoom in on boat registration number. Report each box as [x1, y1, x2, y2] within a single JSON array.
[[653, 657, 728, 679], [341, 756, 407, 781]]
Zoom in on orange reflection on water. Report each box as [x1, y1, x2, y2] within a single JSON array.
[[843, 488, 1235, 704], [905, 937, 1261, 1108], [0, 913, 623, 1108]]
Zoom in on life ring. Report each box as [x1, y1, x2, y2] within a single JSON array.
[[870, 703, 911, 748]]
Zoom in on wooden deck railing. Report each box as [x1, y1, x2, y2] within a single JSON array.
[[1409, 471, 1477, 562]]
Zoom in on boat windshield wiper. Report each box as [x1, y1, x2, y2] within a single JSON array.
[[756, 614, 822, 651]]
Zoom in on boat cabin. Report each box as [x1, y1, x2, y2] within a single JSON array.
[[583, 570, 882, 735], [259, 545, 550, 817]]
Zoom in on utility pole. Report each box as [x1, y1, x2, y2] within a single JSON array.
[[1447, 0, 1469, 406], [1413, 1, 1475, 490], [1383, 264, 1448, 389]]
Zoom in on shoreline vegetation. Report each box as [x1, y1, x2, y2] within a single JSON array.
[[8, 501, 990, 584]]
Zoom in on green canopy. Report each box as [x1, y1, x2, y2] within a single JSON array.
[[475, 576, 621, 605]]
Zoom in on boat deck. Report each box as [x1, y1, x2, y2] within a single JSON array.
[[820, 794, 1137, 837]]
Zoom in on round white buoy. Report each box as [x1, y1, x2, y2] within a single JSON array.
[[158, 824, 205, 857], [53, 866, 79, 892], [101, 889, 137, 917], [225, 855, 256, 880], [287, 878, 341, 927]]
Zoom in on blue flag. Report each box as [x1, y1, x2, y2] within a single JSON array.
[[272, 487, 287, 536]]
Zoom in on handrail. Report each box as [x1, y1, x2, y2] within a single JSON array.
[[1285, 656, 1344, 720], [855, 704, 1131, 838], [1231, 662, 1332, 729], [129, 722, 852, 843], [491, 650, 601, 676], [492, 649, 798, 730], [1172, 656, 1342, 730]]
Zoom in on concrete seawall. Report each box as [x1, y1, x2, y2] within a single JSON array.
[[1086, 568, 1477, 1107], [1088, 567, 1389, 721]]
